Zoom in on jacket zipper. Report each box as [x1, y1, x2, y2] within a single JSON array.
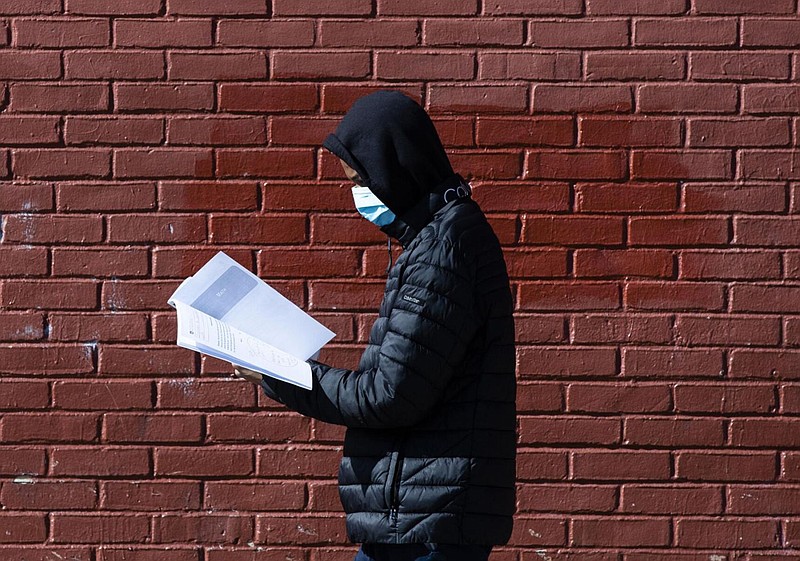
[[389, 446, 404, 524]]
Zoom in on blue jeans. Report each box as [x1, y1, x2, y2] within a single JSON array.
[[354, 543, 492, 561]]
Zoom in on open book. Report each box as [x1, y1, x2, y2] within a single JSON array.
[[167, 252, 335, 390]]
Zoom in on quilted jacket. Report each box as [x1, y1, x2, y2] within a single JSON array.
[[259, 91, 516, 546]]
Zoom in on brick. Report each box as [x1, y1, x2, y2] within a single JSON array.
[[0, 312, 45, 341], [742, 83, 800, 115], [485, 0, 582, 15], [98, 345, 194, 374], [153, 514, 255, 544], [638, 84, 738, 114], [517, 281, 620, 312], [674, 383, 776, 414], [103, 413, 203, 443], [53, 380, 153, 410], [514, 315, 566, 345], [219, 84, 318, 113], [1, 413, 98, 443], [573, 517, 671, 547], [574, 249, 673, 278], [531, 19, 629, 48], [579, 117, 681, 147], [567, 383, 671, 413], [675, 315, 780, 345], [0, 345, 94, 375], [517, 346, 618, 376], [432, 117, 474, 147], [735, 217, 800, 246], [586, 0, 688, 14], [518, 416, 620, 445], [731, 285, 800, 314], [578, 182, 679, 214], [477, 117, 573, 146], [428, 85, 528, 114], [65, 116, 165, 145], [622, 484, 723, 514], [0, 380, 49, 409], [0, 51, 60, 79], [508, 516, 566, 546], [448, 151, 522, 180], [689, 117, 790, 147], [167, 117, 267, 146], [0, 447, 46, 475], [107, 214, 206, 243], [51, 446, 151, 476], [270, 117, 341, 146], [635, 17, 737, 46], [376, 51, 474, 80], [693, 0, 794, 14], [310, 215, 386, 245], [740, 151, 800, 180], [424, 18, 523, 46], [309, 280, 384, 311], [255, 514, 348, 545], [56, 182, 156, 211], [218, 19, 314, 47], [102, 481, 201, 510], [517, 449, 568, 480], [526, 150, 626, 180], [0, 549, 91, 561], [114, 148, 213, 179], [13, 17, 109, 47], [479, 52, 580, 80], [321, 20, 418, 48], [691, 52, 790, 81], [167, 0, 266, 14], [53, 248, 150, 277], [0, 116, 60, 144], [1, 480, 97, 510], [272, 50, 371, 80], [259, 248, 360, 278], [308, 481, 341, 510], [378, 0, 476, 15], [0, 247, 48, 277], [0, 514, 46, 543], [534, 84, 632, 114], [573, 313, 672, 344], [624, 417, 724, 446], [152, 248, 253, 278], [168, 51, 267, 80], [516, 382, 563, 412], [205, 481, 305, 511], [66, 0, 163, 15], [502, 248, 567, 279], [216, 149, 314, 178], [731, 419, 800, 447], [729, 486, 800, 515], [683, 182, 786, 213], [623, 346, 723, 376], [0, 0, 60, 14], [115, 18, 213, 47], [157, 379, 256, 409], [473, 181, 570, 211], [158, 181, 259, 210], [155, 448, 253, 477], [207, 413, 310, 443], [13, 148, 112, 179], [629, 216, 729, 246], [210, 214, 306, 244], [115, 83, 214, 112], [321, 85, 422, 114], [101, 280, 183, 311], [675, 518, 780, 549], [0, 182, 53, 211], [517, 484, 616, 513], [743, 18, 800, 47], [522, 216, 623, 245], [572, 451, 671, 480], [8, 83, 118, 115], [1, 280, 98, 310], [205, 549, 301, 561], [52, 514, 150, 544], [65, 50, 164, 79], [272, 0, 370, 16], [631, 150, 733, 179], [586, 52, 686, 81], [741, 351, 800, 382], [676, 451, 776, 481]]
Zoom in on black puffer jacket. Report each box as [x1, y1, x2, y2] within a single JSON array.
[[260, 91, 516, 546]]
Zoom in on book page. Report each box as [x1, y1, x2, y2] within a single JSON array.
[[175, 301, 313, 390]]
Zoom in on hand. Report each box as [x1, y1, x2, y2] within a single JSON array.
[[231, 365, 263, 384]]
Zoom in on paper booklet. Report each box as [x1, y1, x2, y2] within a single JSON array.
[[167, 251, 335, 390]]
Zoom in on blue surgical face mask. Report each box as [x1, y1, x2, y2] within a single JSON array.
[[351, 186, 396, 227]]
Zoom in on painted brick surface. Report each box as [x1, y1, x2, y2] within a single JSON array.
[[0, 1, 798, 559]]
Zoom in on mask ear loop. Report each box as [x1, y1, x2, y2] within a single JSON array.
[[386, 237, 392, 275]]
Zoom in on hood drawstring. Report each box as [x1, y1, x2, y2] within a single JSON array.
[[386, 237, 393, 275]]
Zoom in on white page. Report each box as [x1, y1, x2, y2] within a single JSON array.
[[168, 252, 334, 360], [175, 302, 312, 390]]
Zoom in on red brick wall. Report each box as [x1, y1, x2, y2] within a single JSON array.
[[0, 0, 798, 558]]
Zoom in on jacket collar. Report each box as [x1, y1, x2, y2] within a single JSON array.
[[379, 174, 471, 249]]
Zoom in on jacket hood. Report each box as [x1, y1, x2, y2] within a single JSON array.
[[323, 90, 457, 218]]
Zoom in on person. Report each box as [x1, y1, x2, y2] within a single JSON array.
[[233, 90, 516, 561]]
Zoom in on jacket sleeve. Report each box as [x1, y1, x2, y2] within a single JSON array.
[[260, 237, 480, 429]]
